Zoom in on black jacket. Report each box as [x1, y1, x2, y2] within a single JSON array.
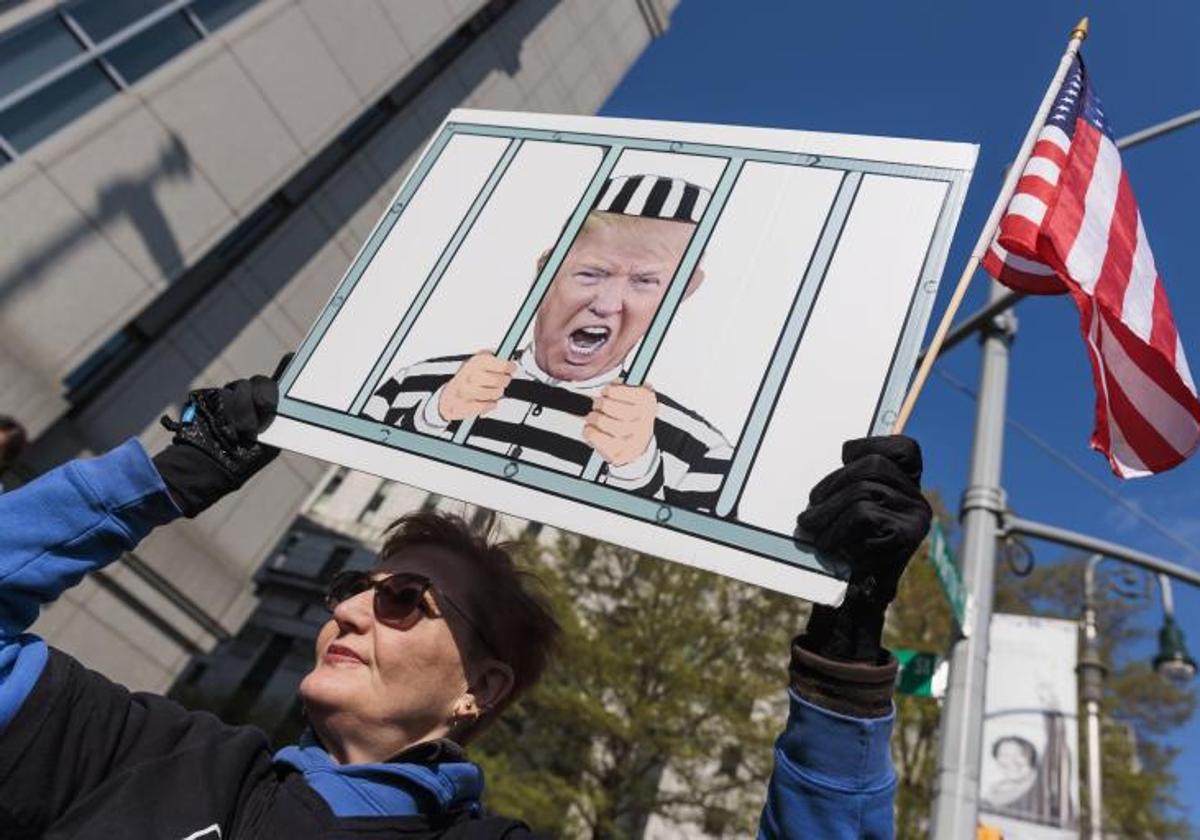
[[0, 650, 538, 839]]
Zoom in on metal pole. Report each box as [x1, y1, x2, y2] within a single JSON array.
[[1116, 108, 1200, 151], [1002, 515, 1200, 588], [1079, 554, 1107, 840], [930, 280, 1015, 838], [915, 290, 1026, 368]]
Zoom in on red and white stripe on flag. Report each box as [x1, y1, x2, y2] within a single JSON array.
[[982, 56, 1200, 477]]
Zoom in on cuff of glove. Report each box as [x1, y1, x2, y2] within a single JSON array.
[[152, 445, 232, 518], [801, 600, 888, 664], [789, 638, 898, 719], [153, 440, 277, 518]]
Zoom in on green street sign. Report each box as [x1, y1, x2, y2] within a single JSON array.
[[895, 648, 945, 698], [929, 520, 970, 635]]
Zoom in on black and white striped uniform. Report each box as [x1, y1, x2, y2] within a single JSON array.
[[362, 347, 734, 514], [594, 173, 711, 223]]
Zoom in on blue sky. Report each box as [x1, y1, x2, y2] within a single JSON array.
[[602, 1, 1200, 826]]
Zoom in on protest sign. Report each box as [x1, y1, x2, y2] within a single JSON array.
[[979, 614, 1080, 839], [262, 109, 976, 603]]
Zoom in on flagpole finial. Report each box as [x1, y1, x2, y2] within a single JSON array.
[[1071, 17, 1089, 41]]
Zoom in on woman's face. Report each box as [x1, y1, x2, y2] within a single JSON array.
[[298, 552, 479, 760], [995, 741, 1035, 780]]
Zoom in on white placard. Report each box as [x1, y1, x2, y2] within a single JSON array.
[[263, 109, 976, 603]]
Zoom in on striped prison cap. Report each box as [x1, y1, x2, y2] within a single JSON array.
[[593, 174, 711, 224]]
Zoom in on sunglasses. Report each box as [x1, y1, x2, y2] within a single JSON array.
[[324, 570, 499, 659], [325, 570, 442, 627]]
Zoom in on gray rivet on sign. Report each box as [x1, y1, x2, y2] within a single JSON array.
[[656, 505, 672, 523], [925, 280, 937, 293], [552, 132, 562, 141], [378, 428, 390, 441], [503, 461, 519, 478], [670, 141, 682, 152], [882, 409, 897, 425]]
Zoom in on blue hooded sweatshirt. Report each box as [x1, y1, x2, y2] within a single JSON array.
[[0, 439, 897, 837]]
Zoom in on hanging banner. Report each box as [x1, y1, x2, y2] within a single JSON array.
[[979, 613, 1081, 838], [262, 108, 976, 603]]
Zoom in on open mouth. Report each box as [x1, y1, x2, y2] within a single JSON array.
[[566, 325, 611, 359]]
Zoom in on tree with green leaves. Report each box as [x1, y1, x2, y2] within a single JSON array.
[[472, 530, 803, 839], [884, 503, 1197, 839]]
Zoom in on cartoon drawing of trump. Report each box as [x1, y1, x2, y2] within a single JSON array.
[[363, 174, 734, 514]]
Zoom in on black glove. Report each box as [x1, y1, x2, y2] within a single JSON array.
[[153, 375, 281, 517], [796, 435, 932, 662]]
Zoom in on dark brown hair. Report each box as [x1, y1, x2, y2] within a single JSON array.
[[0, 416, 27, 469], [379, 511, 561, 736]]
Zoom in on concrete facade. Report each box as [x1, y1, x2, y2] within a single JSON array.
[[1, 0, 678, 692]]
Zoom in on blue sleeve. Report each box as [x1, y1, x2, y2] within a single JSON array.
[[0, 439, 180, 731], [758, 689, 897, 839]]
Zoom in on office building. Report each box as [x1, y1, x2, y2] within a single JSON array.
[[0, 0, 678, 691]]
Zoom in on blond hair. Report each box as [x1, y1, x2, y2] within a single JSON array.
[[578, 209, 654, 236]]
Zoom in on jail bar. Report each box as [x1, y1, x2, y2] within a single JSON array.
[[281, 126, 459, 401], [451, 143, 625, 444], [349, 134, 524, 416], [713, 170, 863, 518], [578, 156, 744, 482]]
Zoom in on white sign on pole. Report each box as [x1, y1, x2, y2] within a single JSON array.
[[979, 613, 1081, 839], [262, 109, 976, 603]]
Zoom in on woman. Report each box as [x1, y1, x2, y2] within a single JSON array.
[[0, 372, 930, 838]]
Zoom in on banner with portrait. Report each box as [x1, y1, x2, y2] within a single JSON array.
[[980, 613, 1080, 839], [262, 109, 976, 603]]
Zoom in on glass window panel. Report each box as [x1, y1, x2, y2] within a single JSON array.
[[191, 0, 260, 32], [67, 0, 171, 43], [0, 61, 117, 151], [106, 13, 199, 84], [0, 16, 85, 101], [63, 330, 135, 394]]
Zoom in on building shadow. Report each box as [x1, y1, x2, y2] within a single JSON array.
[[0, 132, 193, 305]]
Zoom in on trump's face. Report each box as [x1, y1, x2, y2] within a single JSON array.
[[533, 213, 703, 381]]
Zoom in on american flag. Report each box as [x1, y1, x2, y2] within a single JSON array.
[[982, 56, 1200, 477]]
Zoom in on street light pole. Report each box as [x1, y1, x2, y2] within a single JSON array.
[[996, 519, 1200, 839], [1079, 554, 1108, 840], [929, 280, 1015, 836]]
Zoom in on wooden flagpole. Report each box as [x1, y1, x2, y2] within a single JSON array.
[[891, 17, 1090, 434]]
